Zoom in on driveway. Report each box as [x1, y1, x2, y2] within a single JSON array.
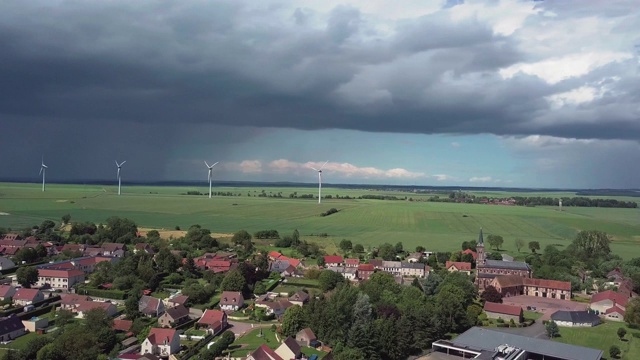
[[491, 321, 548, 339], [501, 295, 588, 321], [228, 320, 273, 337]]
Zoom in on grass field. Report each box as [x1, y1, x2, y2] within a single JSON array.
[[1, 183, 640, 258], [555, 321, 640, 360]]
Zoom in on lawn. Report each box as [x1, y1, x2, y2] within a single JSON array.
[[228, 327, 279, 357], [554, 321, 640, 359], [524, 311, 542, 321], [1, 182, 640, 259], [301, 346, 328, 359], [0, 332, 39, 352]]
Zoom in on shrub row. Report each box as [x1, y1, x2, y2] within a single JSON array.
[[77, 287, 127, 300]]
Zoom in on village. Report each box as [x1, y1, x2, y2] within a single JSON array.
[[0, 223, 636, 360]]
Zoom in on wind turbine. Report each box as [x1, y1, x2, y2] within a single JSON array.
[[39, 158, 48, 192], [204, 161, 219, 198], [310, 161, 328, 204], [115, 160, 126, 195]]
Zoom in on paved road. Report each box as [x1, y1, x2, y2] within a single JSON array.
[[228, 320, 274, 337]]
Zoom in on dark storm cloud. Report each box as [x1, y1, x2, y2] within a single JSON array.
[[0, 0, 639, 166]]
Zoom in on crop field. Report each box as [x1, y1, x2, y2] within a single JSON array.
[[1, 182, 640, 259]]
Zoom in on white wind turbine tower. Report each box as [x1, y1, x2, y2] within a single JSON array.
[[310, 161, 328, 204], [205, 161, 219, 198], [39, 158, 48, 192], [115, 161, 126, 195]]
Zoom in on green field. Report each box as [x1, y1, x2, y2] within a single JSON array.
[[555, 322, 640, 360], [1, 183, 640, 258]]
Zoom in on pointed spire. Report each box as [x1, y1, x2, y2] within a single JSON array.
[[478, 228, 484, 245]]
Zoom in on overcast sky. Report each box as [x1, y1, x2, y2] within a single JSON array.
[[1, 0, 639, 188]]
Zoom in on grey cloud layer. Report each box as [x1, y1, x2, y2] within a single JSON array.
[[1, 0, 638, 140]]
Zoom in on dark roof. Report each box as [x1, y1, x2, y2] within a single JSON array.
[[297, 327, 316, 340], [249, 344, 283, 360], [0, 315, 24, 336], [551, 311, 601, 324], [591, 290, 629, 307], [453, 327, 603, 360], [282, 336, 301, 355], [165, 304, 189, 320], [401, 262, 425, 269], [480, 260, 531, 271], [478, 228, 484, 245]]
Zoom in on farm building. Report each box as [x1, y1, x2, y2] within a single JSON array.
[[550, 310, 601, 327], [483, 302, 523, 323]]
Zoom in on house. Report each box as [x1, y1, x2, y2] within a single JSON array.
[[491, 275, 572, 300], [139, 295, 165, 317], [445, 261, 472, 275], [100, 243, 126, 257], [296, 327, 317, 347], [461, 249, 478, 260], [275, 336, 302, 360], [0, 315, 25, 342], [550, 310, 601, 327], [166, 295, 189, 308], [0, 257, 16, 270], [323, 255, 343, 267], [382, 261, 402, 275], [220, 291, 244, 312], [268, 251, 283, 261], [483, 302, 523, 323], [400, 262, 427, 277], [134, 243, 155, 255], [257, 300, 294, 318], [590, 290, 629, 316], [282, 265, 303, 278], [140, 328, 180, 357], [357, 264, 375, 281], [247, 344, 283, 360], [75, 301, 117, 319], [369, 259, 383, 270], [22, 316, 48, 332], [343, 267, 358, 281], [197, 309, 228, 335], [36, 268, 85, 289], [405, 252, 423, 263], [604, 305, 626, 322], [158, 304, 190, 328], [270, 260, 291, 274], [288, 291, 310, 306], [113, 319, 133, 333], [345, 258, 360, 268], [12, 288, 44, 306], [0, 285, 16, 301], [60, 294, 92, 310]]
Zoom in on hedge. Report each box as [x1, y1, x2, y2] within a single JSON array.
[[179, 333, 214, 360], [77, 287, 127, 300], [176, 318, 198, 331]]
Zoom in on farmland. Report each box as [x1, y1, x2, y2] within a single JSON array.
[[1, 182, 640, 259]]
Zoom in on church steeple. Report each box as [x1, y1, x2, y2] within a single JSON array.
[[476, 228, 485, 264]]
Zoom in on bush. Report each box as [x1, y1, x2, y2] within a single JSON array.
[[77, 287, 127, 300], [496, 318, 505, 324]]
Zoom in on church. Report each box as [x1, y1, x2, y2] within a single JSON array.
[[475, 229, 532, 290]]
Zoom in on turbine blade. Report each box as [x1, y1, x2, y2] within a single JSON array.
[[42, 164, 48, 168], [39, 167, 43, 175], [204, 161, 210, 168], [115, 160, 119, 166], [319, 160, 328, 170], [120, 160, 126, 166], [211, 162, 219, 167], [310, 167, 319, 171]]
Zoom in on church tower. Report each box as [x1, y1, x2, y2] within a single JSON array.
[[476, 228, 486, 264]]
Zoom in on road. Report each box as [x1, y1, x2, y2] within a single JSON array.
[[228, 320, 274, 337]]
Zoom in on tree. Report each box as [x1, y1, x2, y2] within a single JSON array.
[[182, 255, 199, 278], [395, 242, 404, 253], [609, 345, 621, 359], [515, 238, 525, 252], [481, 285, 502, 303], [422, 273, 443, 296], [281, 305, 306, 337], [625, 297, 640, 326], [16, 266, 39, 288], [56, 309, 74, 328], [416, 245, 425, 253], [318, 270, 344, 292], [339, 239, 353, 252], [617, 327, 627, 340], [292, 229, 300, 246], [232, 229, 252, 245], [317, 257, 326, 267], [545, 320, 559, 338], [155, 248, 181, 273], [378, 243, 396, 261], [529, 241, 540, 253], [487, 234, 504, 251], [572, 230, 611, 262], [221, 269, 246, 292], [353, 244, 364, 253]]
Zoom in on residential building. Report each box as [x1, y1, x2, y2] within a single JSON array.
[[60, 294, 92, 310], [357, 264, 375, 281], [100, 243, 126, 257], [166, 295, 189, 308], [140, 328, 180, 357], [400, 262, 426, 277], [22, 316, 48, 332], [491, 275, 572, 300], [288, 291, 309, 307], [270, 260, 291, 274], [604, 306, 626, 322], [0, 285, 15, 301], [134, 243, 155, 255], [36, 268, 85, 289], [324, 255, 343, 267], [0, 257, 16, 270], [12, 288, 44, 306], [247, 344, 283, 360], [382, 261, 402, 275], [282, 265, 303, 277], [590, 290, 629, 316], [75, 301, 117, 319], [483, 302, 523, 323], [255, 299, 294, 318], [197, 309, 228, 335], [551, 310, 601, 327], [113, 319, 133, 334], [405, 252, 423, 263], [139, 295, 165, 317], [275, 336, 301, 360], [461, 249, 477, 260], [475, 229, 532, 290], [296, 327, 317, 347], [345, 258, 360, 268], [432, 327, 603, 360], [0, 315, 25, 342], [219, 291, 244, 312], [158, 304, 190, 328], [445, 261, 472, 275], [369, 259, 383, 270]]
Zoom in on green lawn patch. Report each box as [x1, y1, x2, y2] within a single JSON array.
[[554, 321, 640, 359], [185, 328, 207, 337], [0, 332, 39, 351], [301, 346, 328, 359], [524, 311, 542, 320], [228, 328, 279, 357]]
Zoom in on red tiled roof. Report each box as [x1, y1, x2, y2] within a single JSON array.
[[60, 294, 92, 305], [76, 300, 114, 313], [39, 268, 85, 278], [0, 285, 14, 298], [113, 319, 133, 332], [198, 309, 226, 326], [146, 327, 177, 346], [324, 255, 343, 264], [523, 278, 571, 291], [345, 258, 360, 265], [461, 249, 478, 260], [220, 291, 243, 306], [169, 295, 189, 306], [484, 302, 522, 317], [13, 288, 41, 301], [357, 264, 375, 271], [280, 256, 301, 268], [591, 290, 629, 307], [249, 344, 283, 360], [269, 251, 283, 259], [605, 305, 626, 315], [446, 261, 472, 271]]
